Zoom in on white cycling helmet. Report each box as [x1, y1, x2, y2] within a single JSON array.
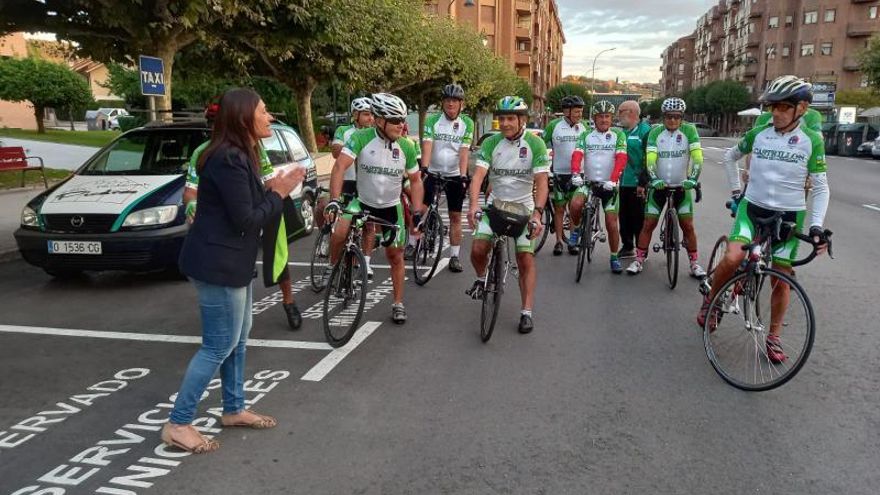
[[661, 97, 686, 113], [370, 93, 408, 119], [760, 75, 813, 104], [350, 97, 372, 114]]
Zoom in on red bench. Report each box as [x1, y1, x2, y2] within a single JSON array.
[[0, 146, 47, 188]]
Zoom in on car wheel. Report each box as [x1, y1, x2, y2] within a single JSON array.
[[43, 268, 83, 279], [300, 193, 315, 236]]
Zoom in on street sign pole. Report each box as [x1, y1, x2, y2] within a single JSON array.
[[138, 55, 166, 123]]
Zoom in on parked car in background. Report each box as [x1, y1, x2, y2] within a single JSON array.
[[872, 137, 880, 160], [14, 120, 318, 278], [95, 108, 130, 130], [692, 122, 719, 137], [858, 139, 875, 158]]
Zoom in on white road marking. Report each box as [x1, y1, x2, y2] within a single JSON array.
[[301, 321, 382, 381], [0, 324, 333, 350], [863, 203, 880, 213], [256, 260, 394, 269]]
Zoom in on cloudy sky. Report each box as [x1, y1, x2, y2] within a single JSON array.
[[557, 0, 717, 83]]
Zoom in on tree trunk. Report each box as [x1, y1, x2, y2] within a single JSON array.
[[294, 77, 319, 153], [33, 104, 45, 134], [155, 43, 177, 122]]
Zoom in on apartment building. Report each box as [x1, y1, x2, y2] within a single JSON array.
[[662, 0, 880, 104], [660, 33, 696, 96], [425, 0, 565, 120]]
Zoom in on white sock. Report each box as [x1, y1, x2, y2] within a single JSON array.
[[450, 245, 460, 257], [364, 256, 371, 267], [521, 309, 533, 317], [408, 237, 418, 247]]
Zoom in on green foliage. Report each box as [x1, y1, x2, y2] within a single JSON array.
[[704, 80, 750, 114], [859, 34, 880, 92], [0, 128, 118, 147], [683, 86, 708, 115], [117, 115, 147, 132], [514, 78, 534, 107], [640, 99, 663, 120], [0, 57, 92, 132], [546, 82, 591, 113], [834, 88, 880, 108], [103, 63, 146, 108]]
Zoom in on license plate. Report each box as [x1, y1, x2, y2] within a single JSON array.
[[47, 240, 102, 255]]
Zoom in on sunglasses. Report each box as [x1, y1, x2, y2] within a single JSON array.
[[769, 102, 796, 112], [664, 114, 683, 120], [384, 117, 405, 125]]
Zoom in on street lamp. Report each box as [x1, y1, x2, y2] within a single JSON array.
[[590, 47, 617, 97], [448, 0, 475, 16]]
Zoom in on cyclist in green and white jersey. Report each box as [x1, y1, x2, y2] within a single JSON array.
[[417, 83, 475, 273], [626, 97, 706, 278], [466, 96, 550, 334], [699, 76, 830, 362], [543, 95, 588, 256], [570, 100, 628, 273], [325, 93, 425, 324], [183, 104, 304, 330], [317, 97, 374, 228]]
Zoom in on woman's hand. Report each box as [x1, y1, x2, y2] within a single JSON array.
[[267, 166, 305, 198]]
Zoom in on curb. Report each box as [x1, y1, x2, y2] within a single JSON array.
[[0, 185, 49, 196], [0, 248, 20, 263]]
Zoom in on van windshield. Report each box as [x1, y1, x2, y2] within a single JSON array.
[[80, 129, 210, 176]]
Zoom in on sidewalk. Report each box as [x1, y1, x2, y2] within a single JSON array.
[[0, 187, 41, 262], [0, 138, 99, 171]]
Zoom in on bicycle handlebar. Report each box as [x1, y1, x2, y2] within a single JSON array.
[[791, 229, 833, 267]]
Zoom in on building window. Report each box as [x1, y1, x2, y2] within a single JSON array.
[[804, 11, 818, 25], [481, 6, 496, 24], [767, 44, 776, 59], [782, 44, 790, 57], [821, 42, 832, 56], [485, 35, 495, 49], [801, 43, 814, 57], [769, 16, 779, 28], [517, 40, 529, 51], [871, 6, 878, 20], [824, 9, 835, 23], [785, 15, 793, 26], [678, 63, 685, 75], [679, 48, 686, 58]]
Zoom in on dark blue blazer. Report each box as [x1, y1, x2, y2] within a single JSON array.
[[179, 145, 284, 287]]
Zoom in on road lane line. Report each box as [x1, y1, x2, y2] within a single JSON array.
[[863, 204, 880, 213], [0, 324, 333, 350], [301, 321, 382, 381], [256, 261, 395, 269]]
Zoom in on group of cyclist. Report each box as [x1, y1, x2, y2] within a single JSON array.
[[316, 74, 830, 357]]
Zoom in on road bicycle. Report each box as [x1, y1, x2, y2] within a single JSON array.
[[322, 209, 399, 348], [651, 184, 702, 289], [699, 207, 832, 391], [574, 182, 608, 283], [412, 171, 454, 286]]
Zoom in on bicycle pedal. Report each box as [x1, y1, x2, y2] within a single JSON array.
[[652, 244, 661, 253], [599, 233, 607, 243]]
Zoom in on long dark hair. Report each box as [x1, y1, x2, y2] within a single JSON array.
[[197, 88, 262, 174]]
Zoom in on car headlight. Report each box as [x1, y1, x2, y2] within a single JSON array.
[[121, 205, 178, 227], [21, 206, 39, 227]]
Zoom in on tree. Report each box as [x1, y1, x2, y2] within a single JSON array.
[[683, 86, 709, 116], [704, 80, 750, 115], [0, 57, 92, 133], [859, 34, 880, 92], [0, 0, 279, 115], [835, 88, 880, 108], [545, 82, 590, 113], [640, 99, 663, 120]]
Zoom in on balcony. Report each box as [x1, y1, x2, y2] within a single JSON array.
[[744, 66, 758, 77], [515, 51, 530, 66], [748, 5, 762, 18], [516, 0, 531, 13], [709, 53, 723, 65], [516, 25, 531, 39], [843, 57, 861, 71], [746, 32, 761, 47], [847, 21, 877, 37], [852, 0, 874, 3]]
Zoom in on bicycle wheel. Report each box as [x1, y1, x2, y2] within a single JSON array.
[[322, 246, 368, 348], [583, 201, 595, 263], [703, 268, 815, 391], [665, 208, 680, 289], [480, 241, 504, 343], [535, 205, 553, 254], [706, 235, 728, 285], [413, 209, 444, 286], [575, 209, 589, 283], [310, 225, 332, 292]]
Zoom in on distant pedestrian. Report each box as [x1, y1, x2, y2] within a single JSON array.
[[616, 100, 650, 258], [163, 88, 304, 454]]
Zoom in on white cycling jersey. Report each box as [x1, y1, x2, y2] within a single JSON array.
[[342, 128, 419, 208], [543, 117, 586, 175]]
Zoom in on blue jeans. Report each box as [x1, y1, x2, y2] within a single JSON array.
[[169, 279, 253, 424]]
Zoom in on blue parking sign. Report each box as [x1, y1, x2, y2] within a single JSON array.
[[138, 55, 166, 96]]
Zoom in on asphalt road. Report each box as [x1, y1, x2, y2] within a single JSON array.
[[0, 137, 878, 494]]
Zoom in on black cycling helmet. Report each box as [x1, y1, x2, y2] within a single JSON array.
[[560, 95, 585, 109], [760, 75, 813, 105], [441, 83, 465, 100]]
